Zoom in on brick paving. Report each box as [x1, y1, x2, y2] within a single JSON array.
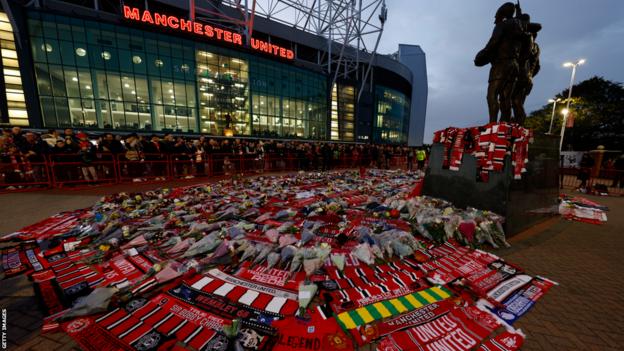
[[497, 193, 624, 351], [1, 185, 622, 350]]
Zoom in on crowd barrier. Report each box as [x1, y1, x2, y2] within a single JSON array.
[[560, 167, 623, 195], [5, 155, 621, 196], [0, 153, 414, 193]]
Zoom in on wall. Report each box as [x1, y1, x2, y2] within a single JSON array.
[[398, 44, 428, 146]]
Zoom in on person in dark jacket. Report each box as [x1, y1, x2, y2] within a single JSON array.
[[98, 133, 124, 154], [77, 133, 98, 182], [612, 154, 624, 188], [11, 126, 25, 150], [577, 152, 595, 189], [143, 135, 166, 179], [321, 143, 332, 171], [370, 146, 379, 168], [161, 134, 175, 154], [173, 137, 192, 177], [19, 132, 48, 163], [51, 139, 79, 182], [19, 132, 49, 181], [384, 146, 392, 169], [63, 128, 79, 146]]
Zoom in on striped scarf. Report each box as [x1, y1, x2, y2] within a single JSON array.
[[335, 285, 453, 331], [185, 269, 299, 316]]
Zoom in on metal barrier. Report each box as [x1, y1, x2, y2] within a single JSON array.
[[49, 153, 118, 189], [389, 156, 408, 170], [117, 153, 172, 184], [0, 159, 51, 193], [0, 152, 415, 193], [8, 154, 623, 196], [176, 153, 269, 178], [560, 167, 623, 195]]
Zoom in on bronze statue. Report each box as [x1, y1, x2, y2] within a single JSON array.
[[475, 2, 541, 125], [511, 14, 542, 125]]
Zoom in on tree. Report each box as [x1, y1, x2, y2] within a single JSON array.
[[525, 76, 624, 151]]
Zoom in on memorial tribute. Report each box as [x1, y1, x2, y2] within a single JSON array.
[[423, 2, 559, 236]]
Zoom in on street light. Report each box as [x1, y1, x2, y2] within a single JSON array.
[[547, 98, 562, 134], [559, 59, 585, 151]]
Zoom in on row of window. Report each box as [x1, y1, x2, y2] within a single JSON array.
[[374, 86, 411, 144], [331, 83, 356, 141], [0, 12, 28, 126], [11, 11, 411, 142], [28, 11, 330, 138]]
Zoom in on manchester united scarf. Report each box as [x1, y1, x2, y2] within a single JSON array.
[[185, 269, 299, 316], [377, 307, 500, 351]]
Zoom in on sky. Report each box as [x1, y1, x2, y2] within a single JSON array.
[[376, 0, 624, 143]]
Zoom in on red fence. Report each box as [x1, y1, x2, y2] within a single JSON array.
[[560, 167, 623, 195], [0, 153, 414, 193], [4, 154, 621, 196]]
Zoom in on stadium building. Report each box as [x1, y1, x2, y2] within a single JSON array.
[[0, 0, 427, 145]]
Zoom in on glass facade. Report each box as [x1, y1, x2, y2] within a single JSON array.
[[250, 60, 326, 139], [0, 11, 29, 126], [374, 85, 410, 144], [330, 83, 355, 141], [26, 11, 328, 139], [196, 50, 249, 135]]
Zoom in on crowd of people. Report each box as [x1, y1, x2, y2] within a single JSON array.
[[0, 126, 429, 187]]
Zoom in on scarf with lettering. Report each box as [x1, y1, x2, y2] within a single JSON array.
[[335, 286, 453, 332], [377, 307, 500, 351], [50, 252, 105, 303], [487, 277, 555, 324], [349, 299, 456, 346], [477, 331, 525, 351], [81, 293, 229, 351], [185, 269, 299, 316], [271, 307, 353, 351]]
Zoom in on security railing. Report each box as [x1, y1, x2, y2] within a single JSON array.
[[560, 167, 623, 195], [0, 152, 413, 193]]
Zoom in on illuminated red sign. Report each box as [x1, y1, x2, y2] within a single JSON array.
[[123, 6, 294, 60]]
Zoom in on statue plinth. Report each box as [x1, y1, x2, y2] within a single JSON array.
[[423, 133, 559, 236]]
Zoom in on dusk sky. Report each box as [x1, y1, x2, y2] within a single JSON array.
[[377, 0, 624, 143]]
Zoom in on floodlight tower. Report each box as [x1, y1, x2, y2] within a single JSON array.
[[212, 0, 388, 102]]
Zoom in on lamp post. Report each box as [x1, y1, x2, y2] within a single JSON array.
[[559, 59, 585, 151], [547, 98, 561, 134]]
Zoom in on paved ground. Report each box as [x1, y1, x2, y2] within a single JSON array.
[[499, 194, 624, 351], [1, 180, 622, 350]]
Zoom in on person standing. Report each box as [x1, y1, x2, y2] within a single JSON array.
[[321, 143, 332, 171], [173, 137, 192, 177], [41, 129, 62, 147], [611, 154, 624, 188], [143, 135, 165, 179], [384, 146, 392, 169], [193, 139, 206, 176], [407, 148, 415, 171], [98, 133, 124, 179], [577, 152, 595, 190], [77, 133, 98, 182], [255, 141, 265, 173], [416, 148, 427, 170], [11, 126, 25, 150], [124, 134, 143, 179], [51, 139, 77, 183]]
